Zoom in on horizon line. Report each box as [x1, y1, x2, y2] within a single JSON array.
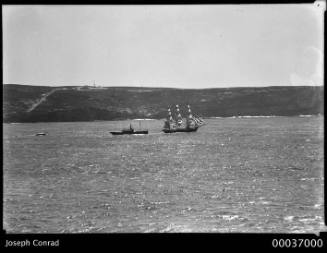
[[3, 83, 324, 90]]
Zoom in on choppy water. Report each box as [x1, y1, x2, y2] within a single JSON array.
[[3, 117, 325, 233]]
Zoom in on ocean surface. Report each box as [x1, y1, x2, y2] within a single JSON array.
[[3, 116, 325, 233]]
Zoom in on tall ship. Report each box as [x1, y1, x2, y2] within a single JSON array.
[[162, 105, 205, 133]]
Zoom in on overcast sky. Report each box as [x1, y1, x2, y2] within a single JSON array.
[[2, 3, 325, 88]]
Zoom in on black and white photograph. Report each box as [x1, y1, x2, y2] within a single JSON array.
[[2, 2, 325, 238]]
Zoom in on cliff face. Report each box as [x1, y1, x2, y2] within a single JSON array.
[[3, 84, 324, 123]]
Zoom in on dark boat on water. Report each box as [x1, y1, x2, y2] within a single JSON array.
[[35, 132, 47, 136], [162, 105, 206, 133], [110, 123, 148, 135]]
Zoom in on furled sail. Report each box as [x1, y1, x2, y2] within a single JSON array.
[[163, 107, 176, 130], [186, 105, 205, 129], [175, 105, 184, 127], [193, 113, 205, 126], [162, 104, 205, 133], [186, 104, 196, 129]]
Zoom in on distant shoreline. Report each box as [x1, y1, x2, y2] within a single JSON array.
[[3, 84, 323, 123], [4, 114, 323, 124]]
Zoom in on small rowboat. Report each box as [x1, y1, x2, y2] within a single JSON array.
[[35, 132, 47, 136]]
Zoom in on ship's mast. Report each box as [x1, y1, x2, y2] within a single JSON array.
[[186, 104, 195, 128], [164, 107, 174, 130], [168, 107, 173, 122], [163, 104, 205, 132], [175, 104, 183, 126], [187, 104, 193, 119]]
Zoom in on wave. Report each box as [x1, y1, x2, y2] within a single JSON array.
[[210, 115, 277, 119], [234, 115, 277, 118], [159, 223, 195, 232], [299, 115, 315, 117], [218, 215, 241, 221], [133, 118, 155, 121], [210, 115, 320, 119]]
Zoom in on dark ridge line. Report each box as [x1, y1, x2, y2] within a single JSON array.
[[3, 83, 323, 90]]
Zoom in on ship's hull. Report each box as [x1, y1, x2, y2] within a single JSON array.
[[110, 130, 148, 135], [162, 127, 198, 133]]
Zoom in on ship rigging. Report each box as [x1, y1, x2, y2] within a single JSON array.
[[162, 105, 205, 133]]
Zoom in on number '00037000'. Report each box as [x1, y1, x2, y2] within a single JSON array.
[[272, 239, 323, 248]]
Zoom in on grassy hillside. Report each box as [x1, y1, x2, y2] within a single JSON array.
[[3, 84, 324, 123]]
